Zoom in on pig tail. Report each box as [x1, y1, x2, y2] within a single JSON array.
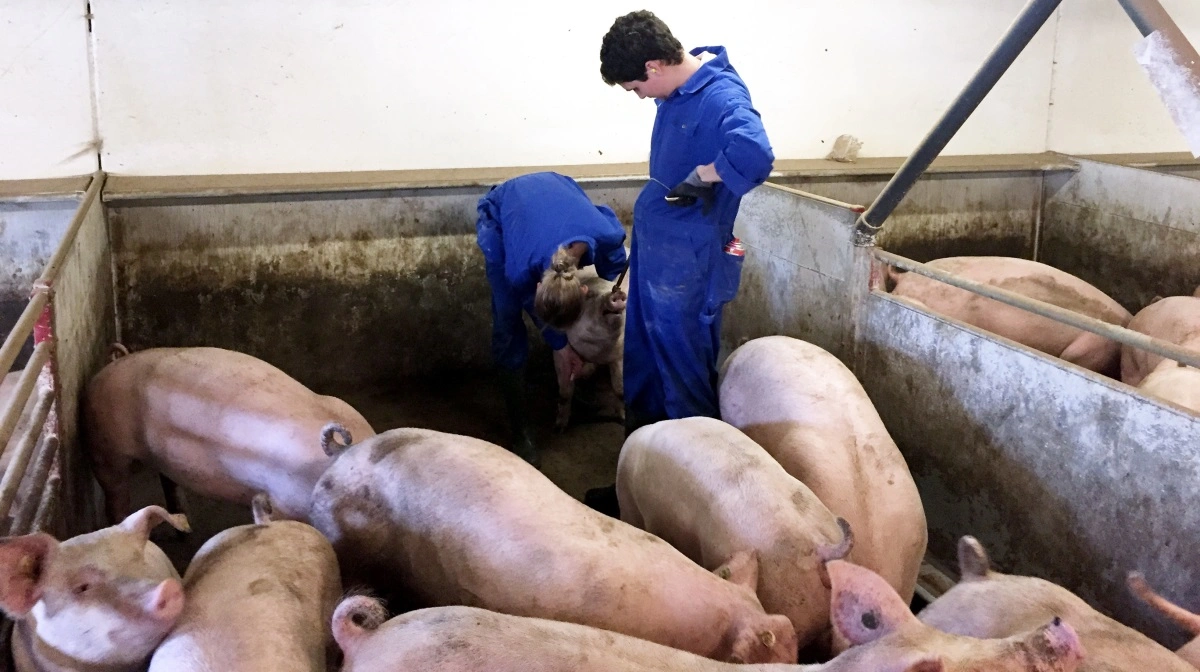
[[321, 423, 354, 456]]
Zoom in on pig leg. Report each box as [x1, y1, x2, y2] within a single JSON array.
[[91, 454, 134, 525], [1060, 332, 1121, 378], [609, 359, 625, 422], [554, 354, 575, 432]]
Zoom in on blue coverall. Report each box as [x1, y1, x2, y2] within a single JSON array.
[[625, 46, 774, 422], [476, 172, 628, 371]]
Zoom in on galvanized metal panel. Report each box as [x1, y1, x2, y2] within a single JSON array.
[[51, 196, 113, 536], [775, 172, 1048, 261], [0, 199, 77, 370], [1042, 158, 1200, 310], [724, 184, 860, 362], [110, 183, 640, 388], [857, 291, 1200, 649]]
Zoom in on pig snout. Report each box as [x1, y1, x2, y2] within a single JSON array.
[[142, 578, 185, 624], [333, 595, 389, 656], [606, 289, 627, 312]]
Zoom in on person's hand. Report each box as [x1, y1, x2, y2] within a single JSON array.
[[553, 344, 586, 383], [665, 167, 715, 215]]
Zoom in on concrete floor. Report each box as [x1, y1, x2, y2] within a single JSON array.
[[144, 364, 624, 572]]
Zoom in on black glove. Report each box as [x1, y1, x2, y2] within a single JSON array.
[[665, 168, 716, 215]]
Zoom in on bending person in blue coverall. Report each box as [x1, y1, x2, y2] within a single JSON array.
[[476, 171, 628, 468], [586, 10, 774, 513]]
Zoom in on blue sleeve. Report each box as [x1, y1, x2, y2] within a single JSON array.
[[592, 206, 628, 281], [713, 99, 774, 197]]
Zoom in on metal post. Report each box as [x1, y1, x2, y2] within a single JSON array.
[[853, 0, 1065, 245]]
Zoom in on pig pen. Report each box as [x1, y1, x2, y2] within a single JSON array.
[[6, 156, 1196, 658], [728, 153, 1200, 649], [98, 169, 645, 561]]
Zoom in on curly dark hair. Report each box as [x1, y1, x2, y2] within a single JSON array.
[[599, 10, 684, 86]]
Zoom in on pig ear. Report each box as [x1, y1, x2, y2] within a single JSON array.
[[827, 559, 916, 646], [251, 493, 275, 525], [714, 550, 759, 593], [120, 505, 190, 540], [727, 614, 792, 664], [332, 595, 388, 655], [0, 533, 57, 617], [957, 536, 991, 581], [1193, 286, 1200, 298]]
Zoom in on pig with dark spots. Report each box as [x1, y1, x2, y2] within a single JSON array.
[[82, 346, 376, 523], [148, 493, 342, 672], [887, 257, 1132, 376], [719, 336, 927, 611], [329, 576, 1084, 672], [918, 536, 1193, 672], [617, 416, 847, 652], [1127, 572, 1200, 668], [556, 269, 629, 430], [1120, 292, 1200, 413], [310, 427, 798, 664], [0, 506, 189, 672]]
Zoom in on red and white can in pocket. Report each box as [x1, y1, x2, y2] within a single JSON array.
[[723, 236, 746, 257]]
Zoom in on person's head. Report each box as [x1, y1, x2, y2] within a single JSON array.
[[534, 247, 589, 330], [599, 10, 684, 99]]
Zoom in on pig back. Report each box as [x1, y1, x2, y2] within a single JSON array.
[[310, 427, 792, 662], [718, 336, 927, 603], [1121, 296, 1200, 386], [337, 604, 735, 672], [618, 417, 844, 647], [84, 347, 375, 518], [149, 520, 342, 672]]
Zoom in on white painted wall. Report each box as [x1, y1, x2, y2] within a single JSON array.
[[4, 1, 1200, 178], [0, 0, 97, 179], [1048, 0, 1200, 155], [91, 0, 1057, 175]]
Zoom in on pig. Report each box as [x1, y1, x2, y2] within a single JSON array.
[[918, 536, 1195, 672], [148, 493, 342, 672], [887, 257, 1132, 377], [0, 506, 189, 672], [617, 416, 849, 651], [82, 345, 376, 523], [719, 336, 928, 607], [1120, 292, 1200, 413], [1127, 572, 1200, 668], [328, 562, 1086, 672], [309, 427, 799, 664], [556, 269, 628, 430]]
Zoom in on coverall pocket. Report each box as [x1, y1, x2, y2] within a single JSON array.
[[700, 248, 745, 324]]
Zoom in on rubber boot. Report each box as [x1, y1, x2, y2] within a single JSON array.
[[497, 367, 541, 469]]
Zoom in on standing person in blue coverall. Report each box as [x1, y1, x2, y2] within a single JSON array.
[[477, 171, 628, 469], [585, 10, 774, 513]]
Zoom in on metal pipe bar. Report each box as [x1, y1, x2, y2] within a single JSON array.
[[0, 343, 50, 453], [36, 171, 105, 288], [873, 250, 1200, 370], [0, 292, 49, 380], [0, 385, 54, 522], [32, 471, 61, 535], [7, 433, 56, 536], [853, 0, 1065, 244]]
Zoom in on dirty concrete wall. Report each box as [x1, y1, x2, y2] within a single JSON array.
[[1041, 158, 1200, 312], [857, 291, 1200, 649], [50, 191, 113, 536], [774, 171, 1051, 262], [724, 184, 862, 363], [1151, 165, 1200, 180], [0, 198, 78, 370], [107, 181, 640, 389]]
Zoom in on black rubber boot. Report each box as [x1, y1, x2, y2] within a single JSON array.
[[583, 483, 620, 518], [623, 403, 661, 439], [497, 367, 541, 469]]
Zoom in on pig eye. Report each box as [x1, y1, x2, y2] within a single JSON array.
[[73, 582, 91, 595]]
